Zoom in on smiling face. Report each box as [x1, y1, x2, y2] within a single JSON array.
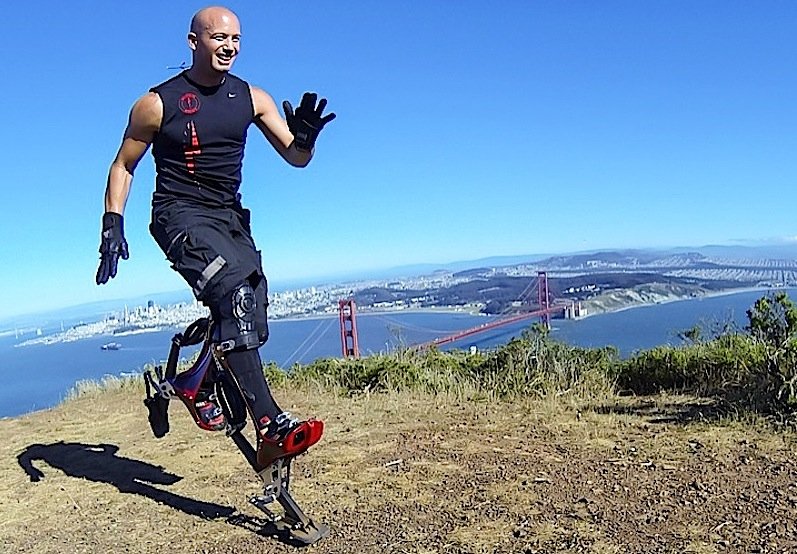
[[188, 7, 241, 75]]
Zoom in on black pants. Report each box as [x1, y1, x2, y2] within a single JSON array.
[[150, 202, 263, 306], [150, 201, 280, 424]]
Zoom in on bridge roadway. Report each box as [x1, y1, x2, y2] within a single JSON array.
[[422, 304, 566, 348]]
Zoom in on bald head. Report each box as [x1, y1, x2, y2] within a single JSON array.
[[186, 6, 241, 79], [191, 6, 240, 34]]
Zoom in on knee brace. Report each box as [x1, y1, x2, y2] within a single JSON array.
[[216, 277, 269, 351]]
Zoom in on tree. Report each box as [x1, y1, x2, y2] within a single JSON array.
[[746, 291, 797, 348], [746, 291, 797, 407]]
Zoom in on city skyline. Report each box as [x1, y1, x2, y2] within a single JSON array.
[[2, 2, 796, 319]]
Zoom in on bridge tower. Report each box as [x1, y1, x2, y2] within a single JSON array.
[[338, 299, 360, 359], [537, 271, 551, 329]]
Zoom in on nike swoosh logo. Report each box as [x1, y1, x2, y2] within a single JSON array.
[[228, 92, 237, 98]]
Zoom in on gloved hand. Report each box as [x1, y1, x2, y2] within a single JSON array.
[[282, 92, 336, 152], [95, 212, 129, 285]]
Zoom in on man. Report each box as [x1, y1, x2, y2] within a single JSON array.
[[96, 7, 334, 448]]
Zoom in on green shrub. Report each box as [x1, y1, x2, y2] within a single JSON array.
[[288, 349, 474, 395], [745, 291, 797, 409], [615, 291, 797, 414], [468, 329, 617, 400], [282, 326, 617, 402], [615, 333, 766, 399]]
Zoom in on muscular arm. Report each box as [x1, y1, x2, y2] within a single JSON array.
[[17, 445, 45, 482], [250, 85, 313, 168], [104, 92, 163, 214]]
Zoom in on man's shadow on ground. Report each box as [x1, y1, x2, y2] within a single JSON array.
[[17, 441, 235, 519], [16, 441, 312, 546]]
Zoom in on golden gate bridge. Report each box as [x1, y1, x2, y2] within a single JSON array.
[[337, 271, 569, 358]]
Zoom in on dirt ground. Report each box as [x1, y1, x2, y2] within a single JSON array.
[[1, 385, 797, 554]]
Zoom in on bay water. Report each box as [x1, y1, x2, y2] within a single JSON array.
[[1, 288, 790, 418]]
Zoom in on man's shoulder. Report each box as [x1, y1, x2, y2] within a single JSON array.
[[127, 91, 163, 129], [150, 72, 187, 93]]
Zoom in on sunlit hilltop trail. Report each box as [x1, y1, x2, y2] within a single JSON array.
[[4, 309, 797, 553]]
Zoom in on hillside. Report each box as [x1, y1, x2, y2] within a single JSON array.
[[2, 382, 796, 553], [349, 247, 797, 318], [353, 272, 740, 316]]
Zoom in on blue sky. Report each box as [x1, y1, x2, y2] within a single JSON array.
[[1, 1, 796, 319]]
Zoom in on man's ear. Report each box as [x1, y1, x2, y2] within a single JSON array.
[[187, 32, 198, 51]]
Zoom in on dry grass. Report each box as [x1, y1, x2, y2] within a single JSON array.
[[2, 382, 796, 553]]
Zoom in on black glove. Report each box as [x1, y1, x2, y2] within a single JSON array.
[[282, 92, 336, 152], [95, 212, 129, 285]]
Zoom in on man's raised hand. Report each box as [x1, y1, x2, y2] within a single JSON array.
[[282, 92, 336, 152]]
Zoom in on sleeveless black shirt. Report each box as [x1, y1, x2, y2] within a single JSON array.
[[150, 72, 254, 208]]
